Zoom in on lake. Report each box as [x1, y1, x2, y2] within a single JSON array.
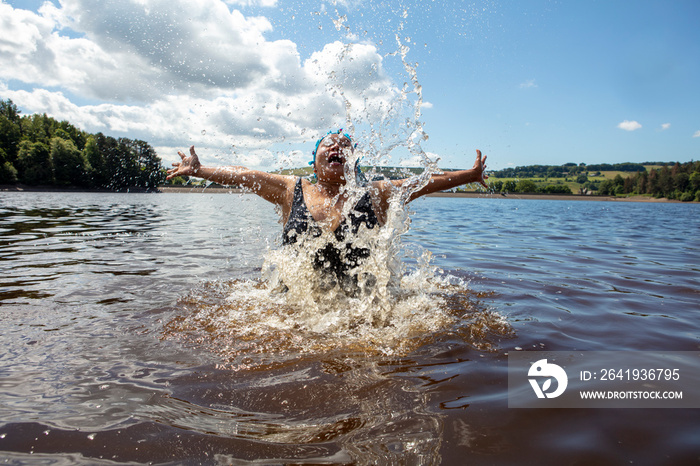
[[1, 191, 698, 464]]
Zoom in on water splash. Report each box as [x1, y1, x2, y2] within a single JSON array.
[[163, 7, 512, 368], [164, 210, 512, 368]]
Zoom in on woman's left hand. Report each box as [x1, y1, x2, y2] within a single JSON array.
[[473, 149, 489, 188]]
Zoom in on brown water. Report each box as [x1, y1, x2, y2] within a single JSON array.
[[1, 191, 699, 465]]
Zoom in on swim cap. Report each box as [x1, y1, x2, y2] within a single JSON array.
[[309, 129, 357, 166]]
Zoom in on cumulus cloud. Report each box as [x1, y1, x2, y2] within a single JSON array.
[[693, 130, 700, 138], [661, 123, 671, 130], [617, 120, 642, 131], [0, 0, 410, 169], [30, 0, 288, 101]]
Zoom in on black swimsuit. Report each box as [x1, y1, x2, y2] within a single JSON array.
[[282, 178, 378, 286]]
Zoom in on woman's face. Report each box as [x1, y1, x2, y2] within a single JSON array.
[[314, 134, 354, 183]]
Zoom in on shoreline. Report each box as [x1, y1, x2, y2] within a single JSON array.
[[1, 184, 692, 203], [425, 191, 687, 203], [157, 186, 689, 203]]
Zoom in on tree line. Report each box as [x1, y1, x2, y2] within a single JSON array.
[[488, 160, 699, 201], [491, 162, 647, 179], [0, 99, 165, 190], [597, 161, 700, 202], [488, 179, 573, 195]]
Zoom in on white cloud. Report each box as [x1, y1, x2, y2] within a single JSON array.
[[0, 0, 412, 169], [519, 79, 537, 89], [661, 123, 671, 130], [37, 0, 282, 101], [224, 0, 278, 6], [397, 151, 439, 168], [617, 120, 642, 131], [397, 155, 424, 167], [693, 130, 700, 138]]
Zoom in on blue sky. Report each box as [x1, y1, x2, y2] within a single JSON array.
[[1, 0, 698, 171]]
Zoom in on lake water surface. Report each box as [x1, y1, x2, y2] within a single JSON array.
[[1, 191, 698, 465]]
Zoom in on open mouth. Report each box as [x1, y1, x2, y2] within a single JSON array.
[[327, 154, 345, 165]]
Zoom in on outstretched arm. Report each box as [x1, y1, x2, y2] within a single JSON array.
[[402, 149, 488, 201], [374, 149, 487, 199], [166, 146, 294, 206], [369, 150, 488, 225]]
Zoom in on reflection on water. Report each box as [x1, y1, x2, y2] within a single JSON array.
[[1, 192, 699, 464]]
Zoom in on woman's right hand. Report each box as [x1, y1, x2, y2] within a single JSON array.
[[166, 145, 201, 180]]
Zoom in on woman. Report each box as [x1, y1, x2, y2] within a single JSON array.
[[166, 130, 488, 290]]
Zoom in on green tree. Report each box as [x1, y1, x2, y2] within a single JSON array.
[[0, 147, 18, 184], [21, 113, 53, 146], [0, 99, 21, 121], [17, 140, 53, 185], [54, 120, 87, 150], [541, 184, 573, 194], [515, 179, 538, 193], [502, 180, 517, 193], [598, 179, 615, 195], [583, 180, 599, 192], [122, 139, 165, 189], [0, 100, 22, 163], [647, 169, 659, 196], [84, 135, 105, 187], [674, 172, 690, 192], [576, 173, 588, 184], [93, 133, 135, 189], [167, 175, 187, 185], [656, 166, 673, 197], [489, 180, 503, 192], [634, 171, 648, 194], [689, 172, 700, 192], [51, 136, 90, 186], [680, 191, 694, 202], [613, 174, 625, 188]]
